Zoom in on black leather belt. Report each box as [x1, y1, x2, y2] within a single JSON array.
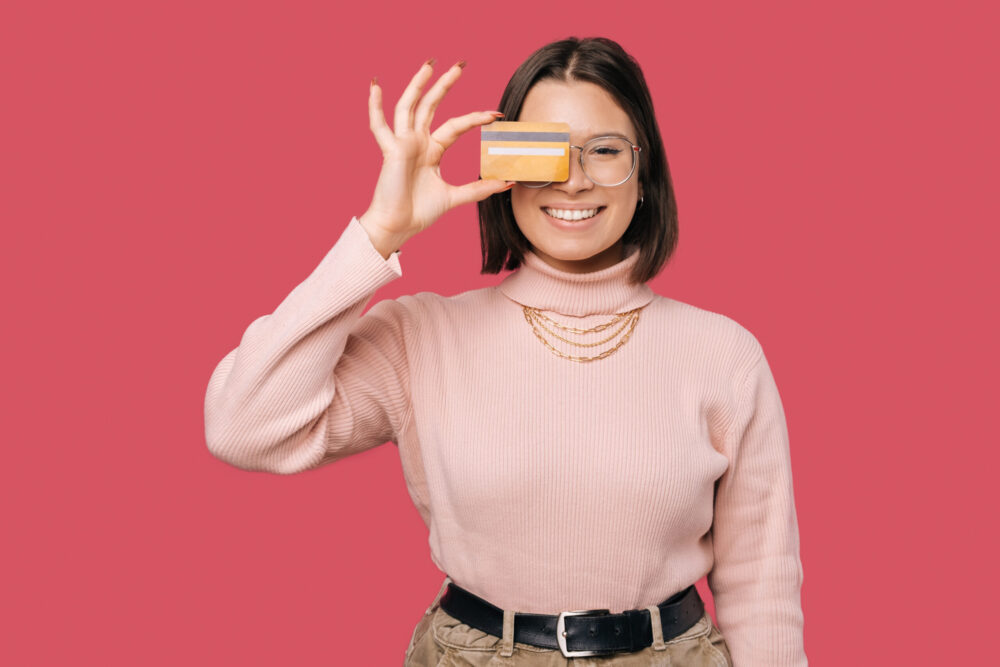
[[438, 582, 705, 658]]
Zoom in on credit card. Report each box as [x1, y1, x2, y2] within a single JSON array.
[[480, 121, 570, 183]]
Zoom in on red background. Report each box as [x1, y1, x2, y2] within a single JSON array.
[[3, 0, 997, 664]]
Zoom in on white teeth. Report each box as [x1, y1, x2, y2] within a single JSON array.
[[543, 207, 600, 221]]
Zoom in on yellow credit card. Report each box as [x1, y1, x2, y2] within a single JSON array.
[[480, 121, 570, 183]]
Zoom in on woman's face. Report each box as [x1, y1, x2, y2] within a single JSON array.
[[511, 79, 642, 274]]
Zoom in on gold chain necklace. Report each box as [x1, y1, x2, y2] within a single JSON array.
[[521, 304, 646, 363]]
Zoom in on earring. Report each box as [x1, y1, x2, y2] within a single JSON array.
[[637, 195, 644, 209]]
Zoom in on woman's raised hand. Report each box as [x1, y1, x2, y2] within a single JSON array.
[[358, 59, 513, 258]]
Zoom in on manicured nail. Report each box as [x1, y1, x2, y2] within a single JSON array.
[[456, 60, 467, 69], [371, 76, 377, 88], [425, 57, 436, 67], [489, 111, 504, 117]]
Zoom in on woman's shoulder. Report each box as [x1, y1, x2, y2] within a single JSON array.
[[649, 294, 763, 359], [391, 283, 497, 310], [367, 284, 499, 326]]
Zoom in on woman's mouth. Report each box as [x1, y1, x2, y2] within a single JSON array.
[[541, 206, 606, 230], [542, 206, 604, 221]]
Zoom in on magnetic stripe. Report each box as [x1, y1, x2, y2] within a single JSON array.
[[481, 131, 570, 142]]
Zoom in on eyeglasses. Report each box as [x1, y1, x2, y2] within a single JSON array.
[[520, 136, 642, 188]]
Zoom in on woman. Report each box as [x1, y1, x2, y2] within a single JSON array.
[[204, 37, 807, 666]]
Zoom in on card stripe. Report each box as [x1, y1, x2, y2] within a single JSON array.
[[487, 147, 566, 156], [480, 131, 570, 142]]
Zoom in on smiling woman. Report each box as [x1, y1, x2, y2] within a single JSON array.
[[204, 35, 807, 667], [478, 37, 678, 282], [511, 78, 643, 273]]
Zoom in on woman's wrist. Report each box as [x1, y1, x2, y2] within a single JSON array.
[[358, 211, 409, 259]]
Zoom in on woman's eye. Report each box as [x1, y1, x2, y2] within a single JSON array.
[[589, 147, 622, 157]]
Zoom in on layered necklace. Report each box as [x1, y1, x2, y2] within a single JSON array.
[[521, 304, 647, 363]]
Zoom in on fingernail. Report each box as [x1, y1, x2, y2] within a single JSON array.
[[371, 76, 377, 87], [456, 60, 467, 69], [490, 112, 504, 118], [425, 57, 436, 67]]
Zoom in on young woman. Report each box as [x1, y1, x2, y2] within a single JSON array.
[[204, 37, 807, 666]]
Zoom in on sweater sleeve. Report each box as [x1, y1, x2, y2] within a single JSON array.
[[707, 342, 807, 666], [203, 216, 414, 474]]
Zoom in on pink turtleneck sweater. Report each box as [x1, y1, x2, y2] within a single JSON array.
[[204, 216, 807, 666]]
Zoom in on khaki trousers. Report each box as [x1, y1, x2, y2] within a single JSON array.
[[403, 577, 733, 666]]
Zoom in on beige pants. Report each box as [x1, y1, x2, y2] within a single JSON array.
[[403, 577, 733, 666]]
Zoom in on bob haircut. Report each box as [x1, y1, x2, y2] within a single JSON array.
[[477, 36, 678, 285]]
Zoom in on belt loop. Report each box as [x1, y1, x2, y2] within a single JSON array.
[[499, 608, 515, 657], [428, 575, 452, 614], [645, 604, 668, 651]]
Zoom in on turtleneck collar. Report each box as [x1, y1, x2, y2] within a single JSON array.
[[497, 244, 655, 316]]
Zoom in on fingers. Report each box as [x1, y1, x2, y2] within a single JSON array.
[[448, 178, 514, 209], [368, 79, 394, 152], [413, 60, 465, 133], [431, 110, 505, 152], [394, 59, 436, 133]]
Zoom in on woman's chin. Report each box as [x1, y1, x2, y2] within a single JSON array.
[[529, 238, 622, 273]]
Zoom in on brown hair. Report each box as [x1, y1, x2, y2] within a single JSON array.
[[477, 36, 679, 284]]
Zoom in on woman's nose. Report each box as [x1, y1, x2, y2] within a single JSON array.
[[552, 149, 593, 194]]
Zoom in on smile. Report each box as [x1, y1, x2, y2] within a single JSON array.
[[542, 206, 605, 221]]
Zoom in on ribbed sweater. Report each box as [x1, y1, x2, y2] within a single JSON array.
[[204, 216, 807, 666]]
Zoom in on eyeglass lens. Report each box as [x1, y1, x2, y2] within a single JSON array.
[[521, 137, 636, 188]]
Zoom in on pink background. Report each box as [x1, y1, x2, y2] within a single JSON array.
[[4, 0, 997, 664]]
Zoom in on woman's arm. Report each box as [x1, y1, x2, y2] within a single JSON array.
[[203, 58, 511, 473], [708, 341, 808, 666], [203, 217, 412, 473]]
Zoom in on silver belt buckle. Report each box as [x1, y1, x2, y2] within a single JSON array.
[[556, 608, 612, 658]]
